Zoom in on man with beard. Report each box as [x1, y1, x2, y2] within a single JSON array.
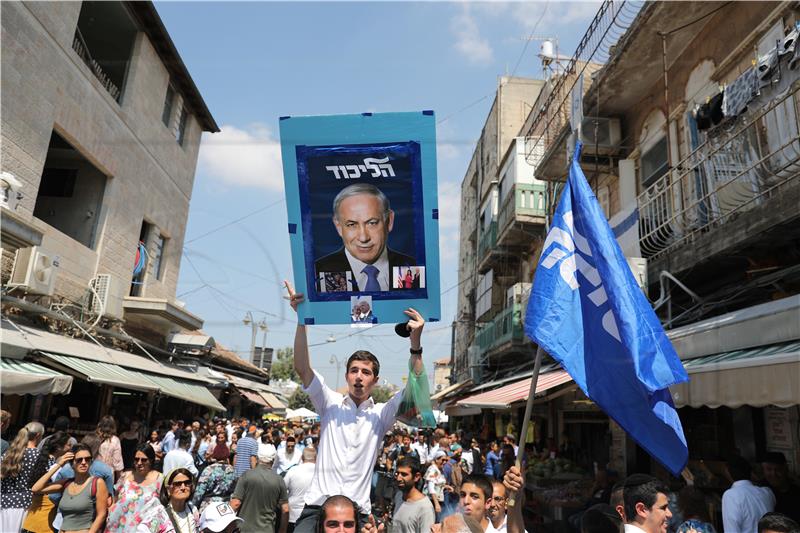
[[274, 435, 302, 476], [391, 456, 435, 533]]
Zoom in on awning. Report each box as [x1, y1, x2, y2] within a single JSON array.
[[457, 370, 573, 409], [1, 358, 73, 395], [40, 353, 224, 411], [259, 391, 286, 410], [671, 341, 800, 409], [431, 379, 473, 401], [240, 388, 269, 408], [143, 373, 225, 412], [40, 352, 159, 392]]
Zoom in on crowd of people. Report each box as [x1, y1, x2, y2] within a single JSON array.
[[1, 288, 799, 533], [1, 411, 799, 533]]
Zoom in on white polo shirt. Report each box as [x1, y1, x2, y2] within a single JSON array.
[[302, 370, 404, 513]]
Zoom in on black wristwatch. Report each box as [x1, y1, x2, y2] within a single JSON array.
[[410, 347, 423, 355]]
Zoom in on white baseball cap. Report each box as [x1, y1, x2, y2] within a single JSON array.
[[199, 502, 243, 532], [258, 443, 277, 463]]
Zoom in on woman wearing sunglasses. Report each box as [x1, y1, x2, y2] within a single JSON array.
[[31, 443, 108, 533], [159, 468, 200, 533], [106, 444, 164, 532]]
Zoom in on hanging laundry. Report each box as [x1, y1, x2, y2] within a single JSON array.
[[695, 92, 724, 130], [722, 67, 758, 118]]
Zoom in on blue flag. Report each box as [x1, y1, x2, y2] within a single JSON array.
[[524, 142, 689, 476]]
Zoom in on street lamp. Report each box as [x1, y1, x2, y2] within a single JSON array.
[[329, 354, 342, 391], [243, 312, 268, 364]]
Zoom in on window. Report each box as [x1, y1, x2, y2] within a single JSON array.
[[153, 234, 166, 281], [73, 2, 137, 102], [162, 85, 175, 127], [33, 131, 107, 249], [176, 108, 188, 145], [130, 221, 152, 296], [640, 136, 669, 187]]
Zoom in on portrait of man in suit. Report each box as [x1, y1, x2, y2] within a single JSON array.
[[315, 183, 416, 292]]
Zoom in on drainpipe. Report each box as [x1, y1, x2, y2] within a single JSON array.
[[660, 32, 672, 171]]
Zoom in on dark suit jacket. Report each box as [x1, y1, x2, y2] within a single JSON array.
[[315, 247, 416, 291]]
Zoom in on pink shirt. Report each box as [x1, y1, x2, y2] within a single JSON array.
[[98, 435, 124, 471]]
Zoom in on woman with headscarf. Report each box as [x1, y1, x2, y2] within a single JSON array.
[[1, 421, 45, 531]]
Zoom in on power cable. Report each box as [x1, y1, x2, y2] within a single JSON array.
[[184, 198, 284, 245]]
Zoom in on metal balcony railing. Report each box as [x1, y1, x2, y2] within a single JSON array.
[[638, 85, 800, 259], [475, 303, 524, 353], [523, 0, 643, 166], [498, 183, 547, 234], [72, 28, 121, 101], [477, 220, 498, 260]]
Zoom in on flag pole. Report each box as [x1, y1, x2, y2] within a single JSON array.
[[507, 344, 545, 508]]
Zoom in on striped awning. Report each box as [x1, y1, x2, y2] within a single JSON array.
[[671, 340, 800, 409], [0, 358, 73, 395], [141, 373, 225, 412], [41, 352, 159, 392], [40, 352, 224, 411], [457, 370, 573, 409]]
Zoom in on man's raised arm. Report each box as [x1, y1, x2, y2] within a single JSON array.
[[285, 281, 313, 388], [404, 308, 425, 376]]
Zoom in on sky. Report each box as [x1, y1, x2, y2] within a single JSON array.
[[158, 0, 601, 388]]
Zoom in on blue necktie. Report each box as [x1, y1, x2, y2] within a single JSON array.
[[362, 265, 381, 291]]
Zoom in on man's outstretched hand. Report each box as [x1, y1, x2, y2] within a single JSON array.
[[403, 307, 425, 347], [284, 280, 304, 313]]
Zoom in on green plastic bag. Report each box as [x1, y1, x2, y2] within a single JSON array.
[[397, 359, 437, 427]]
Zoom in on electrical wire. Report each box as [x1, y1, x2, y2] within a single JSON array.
[[184, 198, 284, 245]]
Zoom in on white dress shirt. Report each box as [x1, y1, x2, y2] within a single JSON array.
[[345, 248, 391, 291], [411, 442, 428, 465], [623, 525, 647, 533], [302, 370, 404, 513], [285, 462, 316, 523], [722, 480, 775, 533], [162, 448, 198, 477]]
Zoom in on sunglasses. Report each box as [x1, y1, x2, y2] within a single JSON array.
[[325, 521, 356, 529], [73, 456, 91, 464], [133, 457, 150, 463], [170, 479, 192, 488]]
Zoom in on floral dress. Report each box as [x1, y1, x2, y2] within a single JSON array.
[[106, 472, 164, 532], [191, 462, 236, 514]]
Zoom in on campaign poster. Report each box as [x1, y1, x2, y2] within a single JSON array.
[[279, 112, 441, 325]]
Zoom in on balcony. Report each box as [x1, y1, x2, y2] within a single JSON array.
[[475, 302, 525, 355], [638, 84, 800, 270], [72, 28, 122, 102], [476, 220, 500, 273], [497, 183, 547, 246]]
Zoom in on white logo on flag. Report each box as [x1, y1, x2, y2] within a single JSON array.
[[539, 211, 621, 341]]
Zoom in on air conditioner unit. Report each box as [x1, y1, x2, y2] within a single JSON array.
[[89, 274, 125, 320], [506, 282, 532, 305], [579, 117, 622, 155], [9, 246, 58, 295]]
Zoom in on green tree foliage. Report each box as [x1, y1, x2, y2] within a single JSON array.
[[288, 387, 313, 410], [270, 347, 299, 382]]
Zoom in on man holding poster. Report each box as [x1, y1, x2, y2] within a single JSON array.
[[315, 183, 416, 292], [284, 280, 426, 533]]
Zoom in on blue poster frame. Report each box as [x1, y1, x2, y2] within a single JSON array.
[[279, 111, 441, 326]]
